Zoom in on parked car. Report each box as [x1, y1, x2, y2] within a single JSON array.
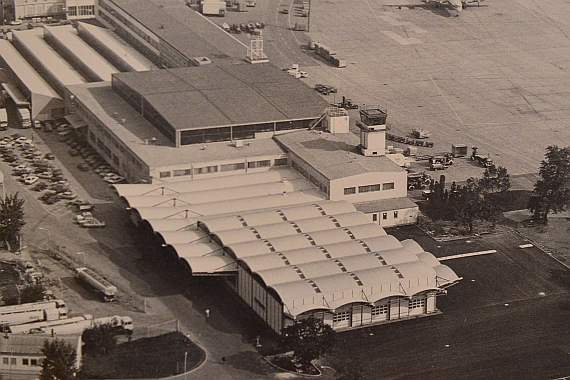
[[23, 175, 39, 185], [77, 163, 90, 171], [104, 174, 125, 184], [44, 153, 55, 160], [68, 149, 79, 156], [81, 219, 106, 228]]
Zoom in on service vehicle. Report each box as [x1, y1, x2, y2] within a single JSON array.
[[0, 108, 7, 130], [407, 172, 431, 190], [0, 300, 67, 326], [17, 108, 31, 128], [200, 1, 226, 16], [76, 267, 116, 301], [470, 146, 494, 167], [411, 128, 431, 139], [9, 314, 133, 336]]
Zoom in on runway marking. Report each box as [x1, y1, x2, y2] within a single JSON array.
[[439, 249, 497, 261]]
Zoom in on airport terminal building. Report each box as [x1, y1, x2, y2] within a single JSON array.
[[0, 0, 460, 334]]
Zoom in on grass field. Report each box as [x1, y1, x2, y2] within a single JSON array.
[[80, 332, 205, 379]]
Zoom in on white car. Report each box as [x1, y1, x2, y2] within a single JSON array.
[[103, 173, 125, 184], [24, 175, 39, 185], [81, 219, 106, 228]]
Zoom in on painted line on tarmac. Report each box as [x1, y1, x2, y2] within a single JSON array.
[[439, 249, 496, 261]]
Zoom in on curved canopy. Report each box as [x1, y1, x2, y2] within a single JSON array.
[[180, 255, 237, 275]]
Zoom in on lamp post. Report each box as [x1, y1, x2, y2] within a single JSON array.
[[184, 351, 187, 380], [38, 227, 51, 253]]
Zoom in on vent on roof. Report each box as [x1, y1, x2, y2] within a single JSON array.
[[233, 140, 243, 148], [158, 24, 164, 29], [192, 57, 212, 66]]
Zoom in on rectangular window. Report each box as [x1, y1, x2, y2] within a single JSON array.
[[3, 358, 8, 365], [394, 211, 399, 219], [274, 158, 288, 166], [372, 214, 378, 222], [22, 359, 28, 366], [10, 358, 16, 365], [247, 160, 271, 169], [382, 213, 387, 220], [31, 359, 38, 366], [194, 166, 218, 175], [220, 163, 245, 172], [371, 304, 388, 315], [383, 182, 395, 190], [409, 298, 425, 309], [344, 187, 356, 195], [332, 311, 351, 322], [358, 184, 381, 193], [159, 171, 171, 178], [173, 169, 192, 177]]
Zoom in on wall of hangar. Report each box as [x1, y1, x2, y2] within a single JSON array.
[[293, 293, 437, 331]]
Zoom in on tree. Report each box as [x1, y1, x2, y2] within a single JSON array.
[[479, 165, 511, 194], [82, 323, 117, 356], [20, 284, 47, 304], [528, 146, 570, 222], [0, 192, 25, 250], [281, 317, 336, 369], [40, 339, 77, 380]]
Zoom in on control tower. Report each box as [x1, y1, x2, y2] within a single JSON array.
[[357, 105, 388, 156]]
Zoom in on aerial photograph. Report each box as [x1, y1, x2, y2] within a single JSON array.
[[0, 0, 568, 379]]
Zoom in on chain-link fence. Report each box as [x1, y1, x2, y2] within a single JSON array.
[[131, 319, 179, 340]]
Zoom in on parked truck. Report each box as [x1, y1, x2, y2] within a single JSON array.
[[0, 108, 7, 130], [17, 108, 31, 128], [76, 267, 117, 302], [200, 1, 226, 16], [0, 300, 67, 326], [8, 314, 133, 335], [470, 146, 493, 167]]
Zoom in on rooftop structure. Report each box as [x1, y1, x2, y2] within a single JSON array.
[[76, 21, 156, 72], [0, 40, 63, 120], [43, 25, 120, 82], [11, 28, 87, 96], [111, 64, 329, 146], [97, 0, 247, 67]]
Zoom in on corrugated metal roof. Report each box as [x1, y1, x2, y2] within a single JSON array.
[[0, 40, 60, 99], [112, 64, 329, 131], [156, 230, 208, 245], [180, 256, 237, 274], [13, 29, 87, 86], [169, 242, 221, 259], [77, 22, 156, 72], [114, 168, 300, 198], [106, 0, 245, 61], [134, 190, 326, 221], [275, 130, 406, 180], [124, 179, 312, 209], [353, 197, 419, 213], [0, 335, 80, 355], [44, 25, 119, 82]]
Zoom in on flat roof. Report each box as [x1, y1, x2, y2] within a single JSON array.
[[77, 21, 156, 72], [12, 29, 87, 86], [43, 25, 119, 82], [113, 64, 330, 131], [105, 0, 246, 62], [0, 40, 60, 99], [68, 82, 287, 168], [353, 197, 419, 213], [275, 130, 406, 180]]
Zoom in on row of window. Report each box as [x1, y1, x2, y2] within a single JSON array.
[[2, 357, 40, 366], [68, 5, 95, 16], [159, 158, 287, 179], [372, 211, 399, 222], [291, 160, 329, 196], [99, 0, 159, 49], [344, 182, 395, 195]]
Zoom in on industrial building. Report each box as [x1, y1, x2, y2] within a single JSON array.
[[96, 0, 247, 68], [0, 334, 82, 380], [0, 0, 458, 334], [0, 39, 63, 120], [115, 171, 460, 333]]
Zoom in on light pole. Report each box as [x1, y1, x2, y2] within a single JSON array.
[[77, 252, 85, 267], [38, 227, 51, 253], [184, 351, 187, 379]]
